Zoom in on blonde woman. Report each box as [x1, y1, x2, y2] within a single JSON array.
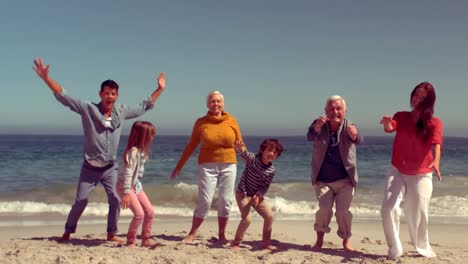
[[171, 91, 243, 243]]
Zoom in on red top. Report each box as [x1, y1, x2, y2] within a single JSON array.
[[388, 111, 443, 175]]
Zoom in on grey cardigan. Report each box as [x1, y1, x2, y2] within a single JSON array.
[[307, 118, 362, 187]]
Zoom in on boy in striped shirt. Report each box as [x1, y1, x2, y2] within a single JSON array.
[[231, 139, 284, 251]]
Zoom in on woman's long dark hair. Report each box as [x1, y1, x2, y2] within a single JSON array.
[[410, 82, 436, 141]]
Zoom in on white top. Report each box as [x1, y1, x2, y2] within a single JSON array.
[[103, 116, 112, 128]]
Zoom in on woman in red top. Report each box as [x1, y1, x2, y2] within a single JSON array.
[[380, 82, 443, 260]]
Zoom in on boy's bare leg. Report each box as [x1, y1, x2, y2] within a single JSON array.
[[262, 229, 276, 250]]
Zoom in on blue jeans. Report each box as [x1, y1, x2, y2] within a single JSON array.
[[194, 163, 237, 218], [65, 162, 120, 234]]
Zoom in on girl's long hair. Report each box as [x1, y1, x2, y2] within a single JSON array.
[[411, 82, 436, 141], [123, 121, 156, 164]]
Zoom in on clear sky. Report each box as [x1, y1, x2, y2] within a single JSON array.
[[1, 0, 467, 136]]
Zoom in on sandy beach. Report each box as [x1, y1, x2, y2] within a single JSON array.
[[1, 216, 466, 264]]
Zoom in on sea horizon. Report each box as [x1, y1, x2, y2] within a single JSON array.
[[1, 134, 467, 226]]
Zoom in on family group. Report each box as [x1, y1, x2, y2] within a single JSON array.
[[33, 58, 442, 260]]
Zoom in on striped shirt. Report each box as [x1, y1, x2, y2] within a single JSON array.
[[237, 150, 276, 197]]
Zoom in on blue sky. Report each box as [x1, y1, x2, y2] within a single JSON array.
[[1, 1, 467, 136]]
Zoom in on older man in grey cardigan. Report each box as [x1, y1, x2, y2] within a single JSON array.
[[307, 95, 362, 252]]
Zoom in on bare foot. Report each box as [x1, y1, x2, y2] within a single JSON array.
[[141, 238, 162, 248], [58, 232, 70, 242], [182, 234, 196, 244], [343, 239, 358, 252], [217, 233, 229, 243], [231, 243, 240, 251], [217, 235, 229, 245], [311, 241, 323, 251], [263, 244, 277, 251], [107, 234, 125, 244], [126, 243, 137, 248]]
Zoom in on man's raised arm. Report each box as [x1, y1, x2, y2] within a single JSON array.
[[33, 57, 62, 94], [150, 72, 166, 103]]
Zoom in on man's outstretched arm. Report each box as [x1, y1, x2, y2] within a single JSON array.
[[33, 57, 62, 94], [150, 72, 166, 103]]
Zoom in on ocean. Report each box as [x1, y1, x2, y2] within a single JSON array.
[[0, 135, 467, 226]]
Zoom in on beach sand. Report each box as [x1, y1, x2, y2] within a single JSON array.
[[0, 216, 466, 264]]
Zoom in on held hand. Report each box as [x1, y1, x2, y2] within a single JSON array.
[[120, 194, 131, 209], [314, 116, 328, 132], [252, 194, 260, 207], [170, 168, 179, 180], [346, 124, 358, 141], [32, 58, 50, 80], [234, 140, 246, 153], [157, 72, 166, 90]]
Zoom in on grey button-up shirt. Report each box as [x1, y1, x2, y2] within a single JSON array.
[[54, 89, 154, 167]]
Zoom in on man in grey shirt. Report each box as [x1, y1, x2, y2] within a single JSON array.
[[33, 58, 166, 243]]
